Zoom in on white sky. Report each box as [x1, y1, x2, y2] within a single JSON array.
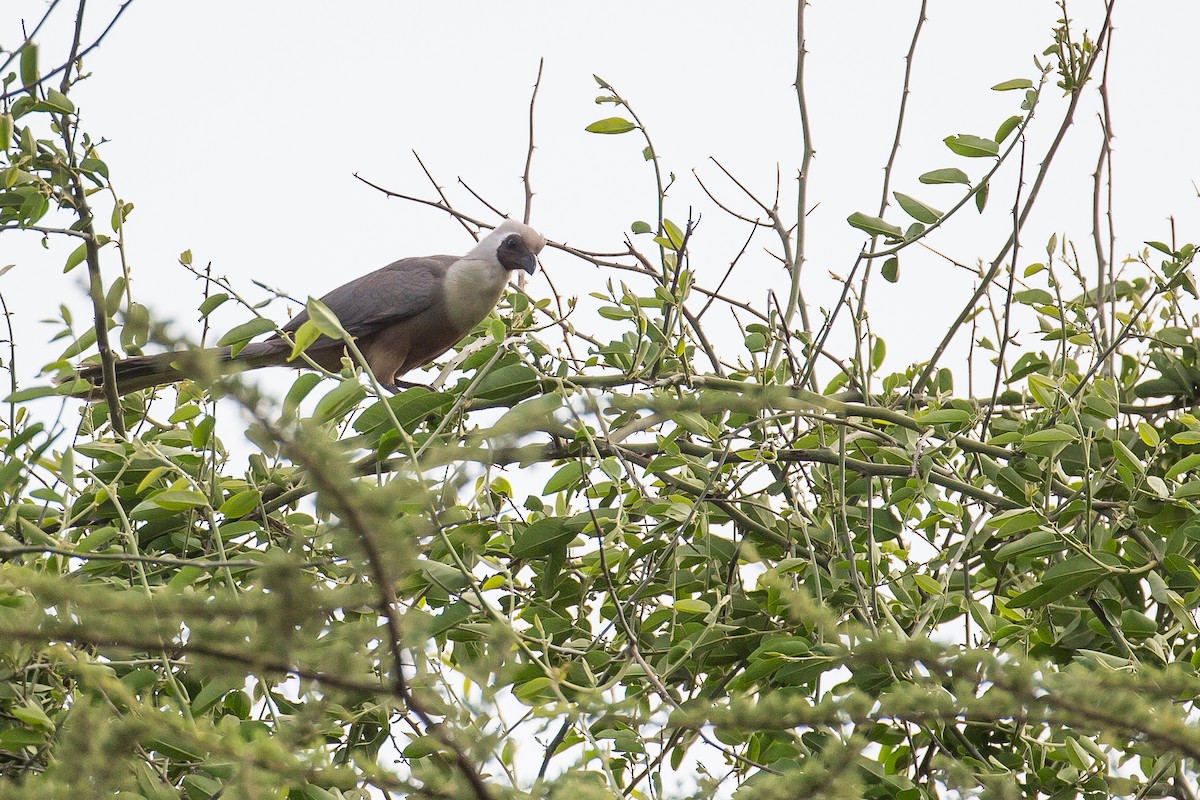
[[5, 1, 1200, 398]]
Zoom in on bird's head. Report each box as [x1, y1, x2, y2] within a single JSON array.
[[482, 220, 546, 275]]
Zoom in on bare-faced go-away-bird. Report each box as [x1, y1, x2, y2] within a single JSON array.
[[73, 220, 546, 398]]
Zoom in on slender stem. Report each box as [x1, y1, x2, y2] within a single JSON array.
[[856, 0, 928, 319], [57, 1, 125, 434], [523, 58, 544, 225], [782, 0, 815, 341]]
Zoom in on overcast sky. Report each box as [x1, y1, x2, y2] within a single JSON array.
[[5, 1, 1200, 397]]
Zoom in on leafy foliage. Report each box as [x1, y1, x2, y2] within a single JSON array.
[[3, 3, 1199, 800]]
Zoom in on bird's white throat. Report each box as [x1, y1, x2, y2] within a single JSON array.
[[442, 257, 509, 330]]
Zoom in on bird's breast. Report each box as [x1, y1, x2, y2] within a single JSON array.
[[442, 258, 508, 331]]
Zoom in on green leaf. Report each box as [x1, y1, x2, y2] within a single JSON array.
[[1119, 610, 1157, 640], [1022, 427, 1076, 446], [1026, 373, 1059, 407], [75, 526, 118, 553], [662, 218, 685, 249], [44, 88, 74, 114], [1009, 552, 1123, 608], [289, 319, 322, 361], [353, 387, 454, 435], [871, 337, 886, 369], [992, 78, 1033, 91], [944, 134, 1000, 158], [893, 193, 942, 224], [513, 677, 555, 705], [151, 489, 210, 511], [20, 127, 35, 157], [216, 317, 275, 349], [1166, 453, 1200, 481], [585, 117, 636, 134], [75, 441, 126, 459], [1112, 438, 1144, 477], [472, 364, 539, 406], [544, 461, 585, 494], [673, 598, 711, 614], [19, 44, 37, 88], [0, 727, 45, 750], [80, 156, 109, 179], [168, 404, 201, 423], [846, 212, 902, 238], [512, 518, 576, 558], [223, 690, 252, 720], [305, 298, 346, 339], [1014, 289, 1053, 305], [191, 679, 241, 716], [283, 372, 323, 417], [218, 490, 262, 518], [63, 242, 88, 273], [882, 257, 899, 283], [5, 385, 58, 402], [11, 702, 53, 732], [312, 378, 366, 424], [918, 408, 973, 426], [918, 168, 970, 185], [995, 115, 1023, 143], [111, 201, 133, 231], [1137, 422, 1161, 447], [975, 181, 989, 213], [122, 303, 150, 349], [198, 293, 229, 318], [631, 220, 652, 234], [148, 735, 203, 762], [995, 529, 1061, 561]]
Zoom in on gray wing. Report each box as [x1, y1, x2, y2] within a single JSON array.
[[280, 254, 457, 339]]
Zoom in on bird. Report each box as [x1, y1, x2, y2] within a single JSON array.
[[72, 220, 546, 399]]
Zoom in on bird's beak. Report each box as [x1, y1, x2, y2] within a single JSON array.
[[519, 253, 537, 275]]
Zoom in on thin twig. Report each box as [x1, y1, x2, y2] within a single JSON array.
[[978, 139, 1027, 440], [56, 0, 124, 434], [780, 0, 816, 345], [696, 223, 757, 319], [1093, 16, 1117, 370], [855, 0, 928, 321], [523, 58, 544, 225], [413, 151, 479, 240], [457, 177, 508, 219]]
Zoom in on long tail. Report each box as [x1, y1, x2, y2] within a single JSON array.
[[68, 343, 285, 400]]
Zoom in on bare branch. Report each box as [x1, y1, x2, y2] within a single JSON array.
[[523, 58, 544, 225]]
